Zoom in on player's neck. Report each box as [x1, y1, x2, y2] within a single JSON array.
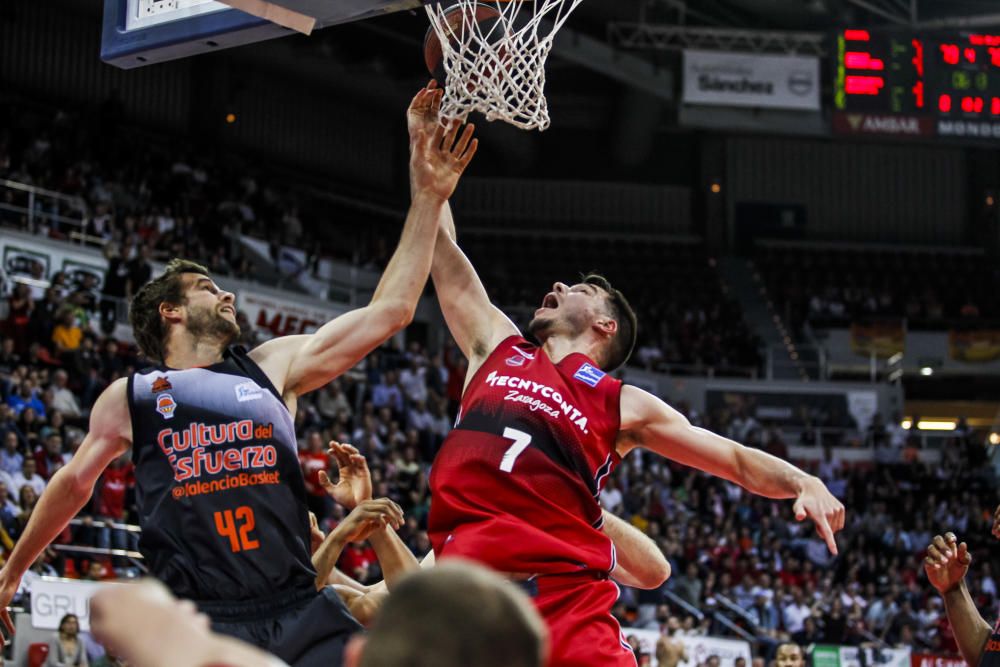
[[163, 332, 226, 370], [541, 334, 600, 367]]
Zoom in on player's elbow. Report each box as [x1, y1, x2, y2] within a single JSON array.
[[640, 560, 671, 589], [55, 465, 97, 501], [374, 300, 416, 335]]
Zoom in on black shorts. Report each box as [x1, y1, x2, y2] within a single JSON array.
[[198, 586, 362, 667]]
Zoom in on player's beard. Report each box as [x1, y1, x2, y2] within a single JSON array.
[[187, 306, 240, 347], [527, 314, 554, 342]]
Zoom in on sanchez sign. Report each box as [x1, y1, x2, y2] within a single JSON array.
[[683, 50, 820, 111]]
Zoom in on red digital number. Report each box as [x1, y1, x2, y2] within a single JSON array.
[[941, 44, 960, 65], [214, 506, 260, 553], [939, 94, 952, 113]]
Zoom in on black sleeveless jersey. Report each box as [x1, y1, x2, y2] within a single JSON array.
[[127, 347, 316, 602]]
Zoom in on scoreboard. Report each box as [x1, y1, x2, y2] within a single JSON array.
[[833, 28, 1000, 140]]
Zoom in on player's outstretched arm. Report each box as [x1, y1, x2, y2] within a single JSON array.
[[407, 82, 518, 368], [250, 102, 478, 399], [618, 385, 845, 555], [0, 378, 130, 635], [925, 532, 992, 666], [601, 510, 670, 589]]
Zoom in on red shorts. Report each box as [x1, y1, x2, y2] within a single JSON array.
[[526, 573, 637, 667]]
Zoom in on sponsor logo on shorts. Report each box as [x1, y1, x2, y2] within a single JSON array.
[[156, 394, 177, 420], [573, 363, 605, 388], [234, 381, 264, 402]]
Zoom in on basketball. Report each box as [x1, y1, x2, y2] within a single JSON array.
[[423, 3, 504, 86]]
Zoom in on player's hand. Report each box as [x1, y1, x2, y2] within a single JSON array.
[[319, 440, 372, 510], [410, 119, 478, 202], [925, 532, 971, 594], [0, 569, 19, 640], [792, 476, 845, 555], [332, 499, 404, 544], [407, 81, 443, 148]]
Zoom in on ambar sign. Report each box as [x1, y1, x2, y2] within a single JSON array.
[[833, 112, 935, 138]]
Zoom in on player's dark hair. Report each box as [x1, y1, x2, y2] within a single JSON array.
[[129, 258, 209, 363], [360, 562, 546, 667], [582, 273, 637, 372]]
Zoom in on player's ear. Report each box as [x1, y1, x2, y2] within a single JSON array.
[[593, 318, 617, 339], [344, 636, 366, 667], [159, 300, 183, 323]]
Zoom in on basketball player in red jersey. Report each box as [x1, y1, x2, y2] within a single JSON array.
[[408, 83, 845, 667]]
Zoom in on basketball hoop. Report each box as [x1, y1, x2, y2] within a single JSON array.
[[424, 0, 583, 131]]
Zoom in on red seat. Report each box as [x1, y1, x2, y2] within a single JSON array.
[[28, 642, 49, 667]]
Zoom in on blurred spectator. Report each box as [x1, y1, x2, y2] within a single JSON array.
[[46, 613, 89, 667]]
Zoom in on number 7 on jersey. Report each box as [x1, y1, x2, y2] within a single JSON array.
[[499, 427, 532, 473]]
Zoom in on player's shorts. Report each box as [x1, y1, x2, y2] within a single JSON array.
[[519, 571, 637, 667], [198, 585, 361, 667]]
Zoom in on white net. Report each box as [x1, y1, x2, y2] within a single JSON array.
[[425, 0, 583, 131]]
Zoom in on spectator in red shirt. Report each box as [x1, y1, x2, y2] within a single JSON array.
[[94, 454, 136, 563], [34, 433, 69, 481], [300, 431, 332, 521], [338, 540, 378, 585]]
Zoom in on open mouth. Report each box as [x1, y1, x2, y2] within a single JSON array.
[[541, 293, 558, 309], [220, 306, 236, 316]]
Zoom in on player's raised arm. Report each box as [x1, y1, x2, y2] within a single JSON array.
[[618, 385, 845, 555], [0, 378, 131, 634], [407, 82, 519, 367], [251, 94, 479, 398]]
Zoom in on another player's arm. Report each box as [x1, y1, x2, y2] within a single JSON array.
[[617, 385, 845, 554], [602, 510, 670, 589], [251, 92, 479, 399], [406, 82, 518, 368], [0, 378, 130, 633], [925, 532, 992, 665], [312, 499, 404, 591]]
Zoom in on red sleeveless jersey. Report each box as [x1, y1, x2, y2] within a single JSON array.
[[429, 335, 623, 575]]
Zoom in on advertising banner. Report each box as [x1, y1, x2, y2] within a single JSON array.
[[814, 644, 911, 667], [31, 578, 112, 632], [949, 329, 1000, 363], [850, 320, 905, 358], [683, 50, 820, 110], [238, 291, 346, 339], [622, 628, 752, 667]]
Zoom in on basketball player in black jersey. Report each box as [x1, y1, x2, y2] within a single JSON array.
[[0, 87, 479, 667]]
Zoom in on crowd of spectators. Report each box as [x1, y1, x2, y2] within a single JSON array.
[[755, 245, 1000, 333], [5, 263, 995, 664], [459, 234, 763, 376], [1, 96, 764, 378]]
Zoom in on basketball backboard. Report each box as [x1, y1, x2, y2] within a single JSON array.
[[101, 0, 424, 69]]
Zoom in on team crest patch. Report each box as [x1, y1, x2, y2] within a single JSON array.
[[156, 394, 177, 420], [573, 363, 605, 388], [151, 376, 172, 393], [506, 355, 526, 367], [234, 381, 264, 402]]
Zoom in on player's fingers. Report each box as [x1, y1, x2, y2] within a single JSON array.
[[926, 544, 947, 565], [792, 497, 807, 521], [430, 89, 443, 115], [318, 470, 333, 488], [452, 123, 475, 157], [816, 517, 838, 555], [932, 534, 952, 556], [945, 532, 958, 545], [958, 542, 972, 564], [1, 608, 14, 639], [458, 139, 479, 170], [442, 119, 462, 151]]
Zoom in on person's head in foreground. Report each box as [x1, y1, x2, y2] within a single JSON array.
[[776, 643, 805, 667], [346, 560, 548, 667], [528, 274, 637, 372], [129, 259, 239, 363]]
